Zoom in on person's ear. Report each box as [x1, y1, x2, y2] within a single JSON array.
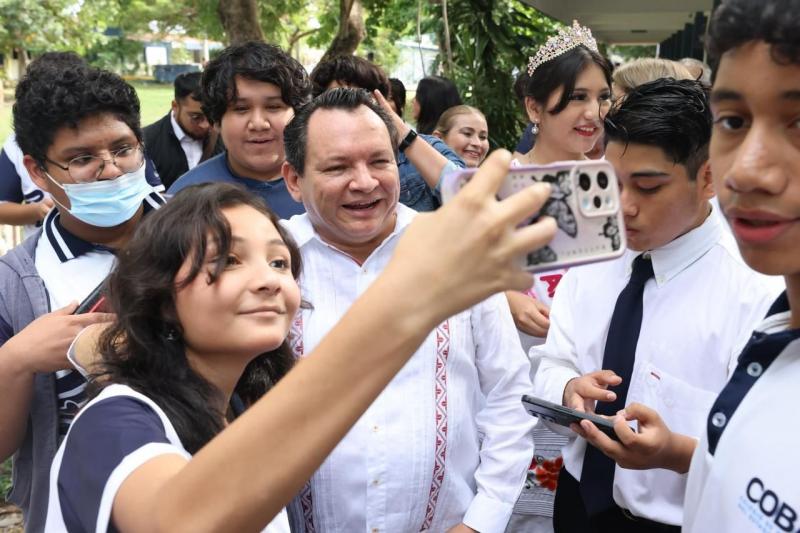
[[282, 161, 304, 202], [432, 129, 444, 140], [695, 160, 715, 200], [524, 96, 543, 124], [24, 154, 52, 193], [171, 99, 179, 114]]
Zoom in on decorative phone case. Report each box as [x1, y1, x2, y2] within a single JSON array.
[[441, 160, 627, 272]]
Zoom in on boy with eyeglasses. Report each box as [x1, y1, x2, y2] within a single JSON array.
[[573, 1, 800, 531], [0, 60, 165, 532]]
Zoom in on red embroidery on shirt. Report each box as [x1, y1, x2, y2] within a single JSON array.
[[539, 274, 564, 299], [420, 320, 450, 531]]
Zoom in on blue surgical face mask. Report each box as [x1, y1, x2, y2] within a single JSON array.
[[46, 162, 154, 228]]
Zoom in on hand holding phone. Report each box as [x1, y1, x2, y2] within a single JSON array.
[[521, 395, 621, 441], [441, 161, 626, 272], [73, 281, 107, 314]]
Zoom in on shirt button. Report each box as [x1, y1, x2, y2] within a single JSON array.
[[747, 362, 763, 377], [373, 425, 379, 433], [372, 479, 380, 486], [711, 411, 727, 428], [372, 529, 379, 533]]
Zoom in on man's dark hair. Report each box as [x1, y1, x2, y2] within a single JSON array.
[[174, 71, 203, 101], [13, 63, 141, 165], [604, 78, 711, 180], [284, 88, 398, 175], [525, 45, 612, 115], [389, 78, 406, 116], [200, 41, 311, 125], [707, 0, 800, 77], [95, 182, 302, 454], [415, 75, 462, 134], [310, 55, 391, 98]]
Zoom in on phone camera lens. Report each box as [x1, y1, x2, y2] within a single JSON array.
[[593, 196, 602, 209], [579, 173, 591, 191], [597, 171, 609, 189]]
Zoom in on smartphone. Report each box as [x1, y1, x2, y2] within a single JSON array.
[[441, 161, 626, 272], [73, 280, 107, 314], [521, 395, 620, 441]]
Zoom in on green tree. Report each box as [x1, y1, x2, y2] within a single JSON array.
[[0, 0, 119, 77]]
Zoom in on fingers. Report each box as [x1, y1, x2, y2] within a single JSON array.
[[43, 197, 55, 207], [372, 89, 390, 110], [497, 181, 553, 227], [506, 217, 558, 261], [611, 414, 640, 447], [532, 299, 550, 318], [74, 312, 115, 325], [620, 402, 656, 423], [578, 419, 624, 456], [54, 301, 80, 315], [572, 378, 617, 403], [459, 149, 513, 199], [591, 369, 623, 386]]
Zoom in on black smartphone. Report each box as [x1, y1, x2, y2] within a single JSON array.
[[73, 281, 106, 314], [521, 395, 621, 441]]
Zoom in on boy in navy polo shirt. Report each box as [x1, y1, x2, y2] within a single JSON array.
[[169, 41, 309, 219], [575, 1, 800, 531], [0, 60, 164, 531]]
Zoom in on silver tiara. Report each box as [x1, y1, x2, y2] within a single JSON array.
[[527, 20, 599, 76]]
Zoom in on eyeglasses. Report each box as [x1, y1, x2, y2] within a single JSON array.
[[44, 144, 145, 183]]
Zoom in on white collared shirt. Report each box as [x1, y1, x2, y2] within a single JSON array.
[[683, 298, 800, 532], [170, 112, 203, 169], [531, 212, 781, 525], [282, 205, 535, 533]]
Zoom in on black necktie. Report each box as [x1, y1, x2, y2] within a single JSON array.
[[579, 254, 654, 516]]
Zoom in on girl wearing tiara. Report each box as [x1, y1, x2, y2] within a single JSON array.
[[505, 21, 612, 533]]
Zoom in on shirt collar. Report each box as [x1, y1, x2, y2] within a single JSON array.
[[756, 291, 792, 335], [283, 203, 417, 252], [170, 111, 189, 143], [628, 208, 722, 287], [43, 191, 165, 263]]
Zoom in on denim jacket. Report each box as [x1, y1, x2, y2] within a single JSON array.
[[398, 133, 464, 212]]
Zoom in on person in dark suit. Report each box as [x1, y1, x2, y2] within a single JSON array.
[[144, 72, 223, 189]]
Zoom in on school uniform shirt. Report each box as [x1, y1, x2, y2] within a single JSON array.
[[683, 293, 800, 533], [282, 204, 535, 533], [531, 212, 781, 526], [33, 192, 165, 440], [44, 383, 290, 532], [0, 134, 50, 238]]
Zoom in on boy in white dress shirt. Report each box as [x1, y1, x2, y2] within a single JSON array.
[[280, 88, 535, 533], [574, 2, 800, 532], [531, 78, 780, 532]]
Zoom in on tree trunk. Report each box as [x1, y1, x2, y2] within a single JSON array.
[[15, 47, 29, 80], [218, 0, 264, 45], [320, 0, 365, 63]]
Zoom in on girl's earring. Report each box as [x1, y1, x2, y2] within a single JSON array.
[[531, 122, 539, 135]]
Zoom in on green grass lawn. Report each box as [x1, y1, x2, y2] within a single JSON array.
[[0, 81, 175, 143]]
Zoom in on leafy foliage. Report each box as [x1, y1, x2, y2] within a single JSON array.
[[0, 0, 119, 59], [434, 0, 559, 149]]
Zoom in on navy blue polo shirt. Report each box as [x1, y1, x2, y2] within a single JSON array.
[[168, 152, 305, 219]]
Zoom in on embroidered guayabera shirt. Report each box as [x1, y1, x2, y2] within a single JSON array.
[[283, 204, 535, 533]]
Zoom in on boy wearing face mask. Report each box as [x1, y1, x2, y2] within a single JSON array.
[[0, 61, 165, 532]]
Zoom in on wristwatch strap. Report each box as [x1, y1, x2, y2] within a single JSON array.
[[398, 129, 418, 153]]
